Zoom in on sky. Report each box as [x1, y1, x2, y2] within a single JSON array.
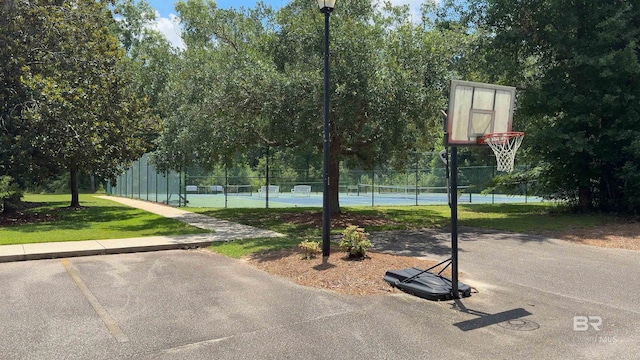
[[147, 0, 289, 18], [145, 0, 424, 49]]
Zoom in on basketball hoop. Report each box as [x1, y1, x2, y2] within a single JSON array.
[[479, 132, 524, 172]]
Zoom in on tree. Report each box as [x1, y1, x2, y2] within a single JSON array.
[[0, 0, 48, 190], [155, 0, 465, 213], [4, 0, 157, 207], [472, 0, 640, 212], [112, 0, 178, 122]]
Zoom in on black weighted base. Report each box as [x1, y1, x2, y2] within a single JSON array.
[[384, 267, 471, 301]]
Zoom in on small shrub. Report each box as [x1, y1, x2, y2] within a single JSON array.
[[0, 176, 23, 215], [339, 225, 372, 258], [298, 240, 321, 260]]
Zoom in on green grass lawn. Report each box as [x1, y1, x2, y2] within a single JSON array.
[[188, 202, 613, 235], [1, 195, 619, 259], [187, 202, 619, 258], [0, 194, 210, 245], [203, 237, 302, 259], [185, 207, 326, 258]]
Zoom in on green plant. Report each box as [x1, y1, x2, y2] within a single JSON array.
[[0, 176, 23, 215], [339, 226, 372, 258], [298, 240, 321, 260]]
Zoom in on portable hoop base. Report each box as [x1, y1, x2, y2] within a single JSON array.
[[479, 132, 525, 173], [383, 257, 471, 301]]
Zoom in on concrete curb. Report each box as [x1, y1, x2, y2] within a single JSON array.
[[1, 196, 285, 263], [0, 234, 226, 263]]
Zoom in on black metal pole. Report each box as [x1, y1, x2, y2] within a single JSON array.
[[138, 159, 141, 199], [415, 153, 419, 206], [130, 167, 134, 198], [322, 9, 332, 261], [146, 157, 150, 201], [371, 166, 374, 207], [266, 145, 270, 209], [224, 166, 228, 209], [451, 146, 459, 299]]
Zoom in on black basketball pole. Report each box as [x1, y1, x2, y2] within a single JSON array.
[[265, 145, 270, 209], [321, 8, 332, 261], [450, 146, 459, 299]]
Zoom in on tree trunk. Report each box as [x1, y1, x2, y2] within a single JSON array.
[[578, 184, 592, 210], [329, 153, 341, 214], [70, 168, 80, 208]]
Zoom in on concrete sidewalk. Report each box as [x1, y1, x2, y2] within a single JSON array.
[[0, 196, 283, 263]]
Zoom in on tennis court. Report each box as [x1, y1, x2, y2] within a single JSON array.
[[183, 189, 543, 208], [108, 153, 543, 209]]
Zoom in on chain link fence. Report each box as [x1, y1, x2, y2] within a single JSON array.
[[106, 154, 186, 206], [107, 153, 539, 208]]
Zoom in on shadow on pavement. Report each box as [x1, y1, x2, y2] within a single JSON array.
[[451, 300, 535, 332]]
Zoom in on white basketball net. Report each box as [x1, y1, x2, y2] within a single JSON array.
[[482, 132, 524, 173]]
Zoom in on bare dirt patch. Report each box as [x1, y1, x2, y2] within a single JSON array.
[[0, 212, 56, 227], [0, 204, 92, 227], [0, 202, 57, 227], [281, 212, 400, 228]]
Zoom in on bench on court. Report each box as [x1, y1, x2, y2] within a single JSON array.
[[291, 185, 311, 197], [258, 185, 280, 197], [209, 185, 224, 194]]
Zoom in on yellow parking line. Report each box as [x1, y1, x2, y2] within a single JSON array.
[[61, 259, 129, 343]]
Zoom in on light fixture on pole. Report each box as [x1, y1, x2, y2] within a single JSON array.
[[317, 0, 336, 262], [317, 0, 336, 12]]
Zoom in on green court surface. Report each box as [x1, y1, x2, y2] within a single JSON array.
[[181, 191, 543, 208]]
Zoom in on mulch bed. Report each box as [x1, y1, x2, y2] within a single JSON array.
[[244, 246, 450, 296]]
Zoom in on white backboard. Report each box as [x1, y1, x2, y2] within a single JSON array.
[[445, 80, 516, 146]]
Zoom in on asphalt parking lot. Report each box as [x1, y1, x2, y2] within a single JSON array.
[[1, 245, 638, 360]]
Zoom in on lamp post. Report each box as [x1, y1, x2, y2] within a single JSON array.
[[317, 0, 336, 262]]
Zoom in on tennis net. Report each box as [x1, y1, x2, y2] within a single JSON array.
[[356, 184, 450, 197], [225, 184, 254, 196]]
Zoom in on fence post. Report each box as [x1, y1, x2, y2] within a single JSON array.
[[146, 157, 149, 201], [130, 167, 134, 198], [225, 166, 228, 209], [415, 153, 419, 206], [265, 145, 270, 209], [371, 167, 375, 207], [138, 159, 141, 199], [492, 166, 495, 204]]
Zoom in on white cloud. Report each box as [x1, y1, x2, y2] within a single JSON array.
[[152, 13, 185, 50]]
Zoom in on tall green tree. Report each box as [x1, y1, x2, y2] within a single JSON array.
[[0, 0, 46, 189], [155, 0, 465, 212], [112, 0, 177, 122], [471, 0, 640, 212], [3, 0, 156, 207]]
